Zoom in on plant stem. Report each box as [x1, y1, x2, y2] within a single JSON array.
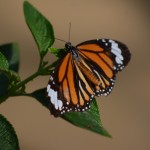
[[0, 59, 58, 103], [0, 71, 39, 103], [13, 71, 39, 92]]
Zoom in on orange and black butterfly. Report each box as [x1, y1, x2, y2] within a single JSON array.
[[47, 39, 131, 117]]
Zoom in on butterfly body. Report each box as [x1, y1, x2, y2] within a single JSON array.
[[65, 42, 101, 86], [47, 39, 131, 117]]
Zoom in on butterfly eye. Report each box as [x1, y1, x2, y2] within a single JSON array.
[[65, 42, 72, 50]]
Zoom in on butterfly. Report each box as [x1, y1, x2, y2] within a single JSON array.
[[47, 39, 131, 117]]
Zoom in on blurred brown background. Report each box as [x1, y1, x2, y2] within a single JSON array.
[[0, 0, 150, 150]]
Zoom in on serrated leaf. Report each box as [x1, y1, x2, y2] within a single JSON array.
[[48, 47, 67, 58], [31, 88, 111, 137], [0, 43, 20, 97], [23, 1, 55, 57], [0, 114, 20, 150]]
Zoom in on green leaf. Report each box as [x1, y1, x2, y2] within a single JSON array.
[[31, 88, 111, 137], [0, 43, 20, 72], [0, 52, 20, 82], [48, 47, 67, 58], [0, 65, 20, 103], [0, 114, 20, 150], [23, 1, 55, 57], [0, 43, 20, 97], [0, 52, 9, 70], [62, 99, 112, 137]]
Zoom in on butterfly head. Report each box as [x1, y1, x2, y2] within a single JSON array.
[[65, 42, 74, 51]]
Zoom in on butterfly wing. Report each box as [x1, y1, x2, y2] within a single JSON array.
[[47, 39, 131, 117], [47, 52, 95, 117], [76, 39, 131, 96]]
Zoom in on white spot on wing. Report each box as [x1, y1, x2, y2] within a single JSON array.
[[112, 45, 121, 53], [50, 89, 55, 104], [102, 39, 106, 42], [50, 76, 53, 81], [48, 88, 63, 111], [58, 100, 63, 110], [111, 49, 123, 61], [53, 91, 58, 109], [109, 40, 115, 43], [48, 89, 52, 97], [116, 57, 123, 64], [109, 40, 124, 65]]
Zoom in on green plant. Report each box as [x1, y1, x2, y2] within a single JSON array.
[[0, 1, 111, 149]]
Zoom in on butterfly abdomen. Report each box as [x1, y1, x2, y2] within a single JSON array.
[[77, 61, 100, 85]]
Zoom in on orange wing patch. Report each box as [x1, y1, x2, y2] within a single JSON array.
[[99, 53, 113, 69], [58, 53, 70, 82], [62, 79, 70, 103], [80, 51, 113, 78], [77, 44, 103, 52], [79, 91, 84, 106], [67, 57, 78, 105]]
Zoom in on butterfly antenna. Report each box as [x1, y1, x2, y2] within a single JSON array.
[[68, 22, 71, 42], [55, 38, 66, 43], [55, 23, 71, 43]]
